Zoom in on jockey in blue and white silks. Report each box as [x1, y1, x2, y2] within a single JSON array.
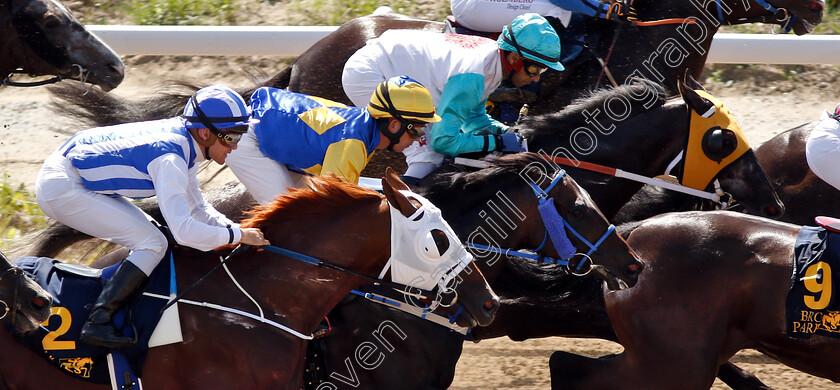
[[35, 84, 270, 349], [225, 76, 441, 206], [342, 13, 564, 180]]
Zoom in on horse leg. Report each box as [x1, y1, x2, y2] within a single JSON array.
[[549, 351, 626, 390], [717, 361, 774, 390]]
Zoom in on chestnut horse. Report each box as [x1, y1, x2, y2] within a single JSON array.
[[0, 173, 500, 390], [26, 153, 645, 389], [549, 210, 840, 389], [1, 0, 124, 90], [0, 249, 52, 333]]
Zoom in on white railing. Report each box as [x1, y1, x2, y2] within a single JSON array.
[[87, 25, 840, 64]]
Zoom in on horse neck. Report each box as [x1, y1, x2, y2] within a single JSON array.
[[435, 181, 543, 282], [232, 198, 392, 335]]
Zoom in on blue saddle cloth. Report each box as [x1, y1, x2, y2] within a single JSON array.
[[786, 226, 840, 339], [12, 255, 173, 384]]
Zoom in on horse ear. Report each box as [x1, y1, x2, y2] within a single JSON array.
[[381, 167, 419, 217], [683, 69, 706, 92], [678, 73, 716, 118]]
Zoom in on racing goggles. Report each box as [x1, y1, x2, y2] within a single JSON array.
[[405, 122, 427, 139], [522, 59, 548, 77], [215, 127, 246, 147]]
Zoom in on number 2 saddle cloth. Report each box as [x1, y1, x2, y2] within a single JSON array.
[[10, 255, 172, 385], [787, 224, 840, 340]]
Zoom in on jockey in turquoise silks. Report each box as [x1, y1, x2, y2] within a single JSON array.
[[342, 13, 566, 182]]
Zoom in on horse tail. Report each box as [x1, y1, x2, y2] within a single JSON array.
[[263, 65, 292, 90], [48, 81, 205, 128], [22, 221, 96, 258]]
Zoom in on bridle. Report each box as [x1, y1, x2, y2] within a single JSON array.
[[0, 265, 25, 323], [710, 0, 794, 30], [1, 0, 86, 88], [466, 169, 617, 276]]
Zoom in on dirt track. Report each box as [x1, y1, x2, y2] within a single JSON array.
[[3, 59, 840, 389]]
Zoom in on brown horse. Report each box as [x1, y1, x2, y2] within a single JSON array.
[[0, 172, 500, 389], [1, 0, 124, 90], [25, 153, 645, 389], [0, 249, 52, 333], [549, 210, 840, 389]]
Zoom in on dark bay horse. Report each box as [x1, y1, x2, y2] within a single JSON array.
[[1, 0, 124, 90], [2, 173, 500, 389], [262, 0, 822, 116], [27, 153, 645, 389], [0, 249, 52, 333], [613, 119, 838, 227], [549, 210, 840, 389]]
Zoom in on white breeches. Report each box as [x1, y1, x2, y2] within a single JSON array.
[[342, 55, 445, 178], [35, 153, 167, 276], [806, 116, 840, 192], [450, 0, 571, 33], [225, 130, 308, 206]]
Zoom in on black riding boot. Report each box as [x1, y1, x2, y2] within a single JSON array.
[[79, 260, 147, 348]]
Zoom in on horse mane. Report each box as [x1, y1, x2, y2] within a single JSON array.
[[418, 152, 552, 210], [240, 176, 382, 229], [48, 80, 258, 129], [518, 79, 667, 136]]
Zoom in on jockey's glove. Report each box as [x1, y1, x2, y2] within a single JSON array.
[[495, 132, 526, 153], [607, 1, 639, 24]]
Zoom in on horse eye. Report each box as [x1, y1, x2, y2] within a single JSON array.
[[430, 229, 450, 256], [571, 209, 585, 219]]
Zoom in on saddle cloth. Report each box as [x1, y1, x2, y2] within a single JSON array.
[[12, 255, 175, 386], [786, 226, 840, 339]]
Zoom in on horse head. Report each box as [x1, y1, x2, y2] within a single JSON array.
[[677, 73, 785, 218], [381, 168, 500, 327], [516, 156, 644, 290], [0, 250, 52, 333], [1, 0, 124, 90]]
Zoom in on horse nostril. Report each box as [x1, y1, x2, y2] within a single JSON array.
[[483, 297, 500, 314], [31, 296, 49, 310], [763, 204, 783, 218], [809, 0, 824, 11]]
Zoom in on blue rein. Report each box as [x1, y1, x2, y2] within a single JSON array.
[[714, 0, 795, 33], [465, 170, 616, 275]]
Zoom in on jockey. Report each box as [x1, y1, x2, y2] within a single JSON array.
[[450, 0, 638, 33], [225, 75, 442, 206], [35, 84, 271, 349], [806, 103, 840, 191], [342, 13, 564, 182]]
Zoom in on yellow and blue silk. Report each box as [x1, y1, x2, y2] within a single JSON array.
[[249, 87, 380, 184]]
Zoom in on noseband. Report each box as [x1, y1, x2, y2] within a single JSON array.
[[0, 266, 25, 322]]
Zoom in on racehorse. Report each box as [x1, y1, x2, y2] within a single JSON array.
[[26, 153, 645, 389], [0, 249, 52, 333], [612, 120, 838, 227], [262, 0, 822, 117], [46, 74, 784, 222], [1, 0, 124, 90], [548, 210, 840, 389], [1, 172, 500, 389]]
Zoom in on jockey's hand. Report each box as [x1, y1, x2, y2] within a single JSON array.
[[495, 132, 526, 153], [607, 1, 639, 24], [240, 227, 270, 246]]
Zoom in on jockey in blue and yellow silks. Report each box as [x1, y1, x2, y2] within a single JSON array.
[[225, 75, 442, 205]]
